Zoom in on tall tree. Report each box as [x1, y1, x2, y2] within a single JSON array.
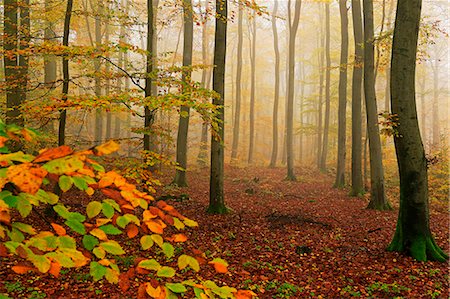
[[247, 11, 256, 164], [231, 3, 243, 162], [285, 0, 301, 181], [18, 0, 30, 107], [319, 2, 331, 172], [143, 0, 154, 153], [58, 0, 73, 145], [269, 0, 280, 168], [3, 0, 23, 128], [208, 0, 228, 214], [350, 0, 364, 196], [363, 0, 391, 210], [387, 0, 448, 262], [94, 2, 103, 145], [44, 0, 57, 88], [316, 5, 325, 169], [173, 0, 194, 186], [334, 0, 349, 188]]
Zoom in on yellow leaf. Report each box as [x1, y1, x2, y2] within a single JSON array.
[[146, 283, 161, 298], [90, 228, 108, 241], [7, 163, 47, 194], [94, 141, 120, 156]]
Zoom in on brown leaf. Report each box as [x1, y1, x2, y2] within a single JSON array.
[[126, 223, 139, 239]]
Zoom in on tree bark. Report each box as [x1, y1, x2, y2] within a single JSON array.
[[363, 0, 391, 210], [350, 0, 364, 196], [208, 0, 228, 214], [285, 0, 301, 181], [319, 2, 331, 172], [94, 2, 103, 145], [248, 12, 256, 164], [316, 5, 325, 169], [334, 0, 349, 188], [388, 0, 447, 262], [269, 1, 280, 168], [143, 0, 154, 153], [173, 0, 194, 187], [231, 3, 243, 162]]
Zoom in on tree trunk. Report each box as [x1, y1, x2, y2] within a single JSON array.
[[431, 60, 439, 149], [320, 2, 331, 172], [269, 1, 280, 168], [418, 74, 426, 147], [231, 3, 243, 162], [285, 0, 301, 181], [143, 0, 154, 153], [388, 0, 447, 262], [18, 0, 29, 108], [105, 20, 112, 141], [316, 6, 325, 169], [363, 0, 391, 210], [334, 0, 349, 188], [350, 0, 364, 196], [57, 0, 73, 146], [248, 12, 256, 164], [173, 0, 194, 187], [44, 0, 57, 87], [94, 2, 103, 145], [208, 0, 228, 214]]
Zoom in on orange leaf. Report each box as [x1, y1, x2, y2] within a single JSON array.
[[33, 146, 73, 163], [209, 261, 228, 273], [7, 163, 48, 194], [101, 188, 123, 201], [234, 290, 257, 299], [51, 223, 66, 236], [0, 136, 8, 147], [167, 234, 188, 243], [48, 261, 61, 278], [145, 220, 164, 234], [126, 223, 139, 239], [12, 265, 34, 274], [0, 244, 8, 257]]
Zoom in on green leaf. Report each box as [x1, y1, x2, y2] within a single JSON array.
[[90, 262, 107, 281], [139, 198, 148, 210], [72, 176, 88, 191], [44, 192, 59, 205], [99, 224, 122, 235], [138, 259, 161, 271], [12, 222, 36, 235], [86, 201, 102, 219], [105, 268, 119, 284], [93, 247, 106, 259], [91, 163, 105, 173], [173, 217, 185, 230], [100, 241, 125, 255], [140, 235, 154, 250], [3, 195, 18, 208], [65, 219, 86, 235], [166, 283, 187, 293], [43, 156, 84, 175], [183, 219, 198, 227], [46, 252, 75, 268], [102, 202, 115, 218], [82, 235, 99, 251], [116, 216, 130, 228], [58, 236, 76, 249], [7, 228, 25, 242], [29, 254, 51, 273], [67, 212, 86, 222], [54, 205, 71, 219], [103, 199, 121, 211], [16, 196, 32, 218], [0, 190, 12, 199], [162, 242, 174, 259], [156, 266, 176, 278], [58, 176, 73, 192], [151, 234, 164, 247], [177, 254, 199, 272]]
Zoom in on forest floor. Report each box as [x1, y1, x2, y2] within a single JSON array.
[[0, 165, 448, 298]]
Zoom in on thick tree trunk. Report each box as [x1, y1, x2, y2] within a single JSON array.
[[208, 0, 228, 214], [285, 0, 301, 181], [248, 13, 256, 164], [320, 3, 331, 172], [269, 1, 280, 168], [334, 0, 349, 188], [173, 0, 194, 187], [388, 0, 447, 262], [363, 0, 391, 210], [58, 0, 73, 146], [231, 4, 243, 162], [350, 0, 364, 196], [143, 0, 154, 153]]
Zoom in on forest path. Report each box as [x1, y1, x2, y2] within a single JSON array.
[[162, 165, 449, 298]]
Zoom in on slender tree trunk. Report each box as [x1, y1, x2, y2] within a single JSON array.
[[173, 0, 194, 187], [316, 7, 325, 168], [58, 0, 73, 146], [350, 0, 364, 196], [431, 61, 439, 149], [269, 1, 280, 168], [384, 0, 395, 113], [105, 20, 112, 141], [44, 0, 57, 87], [208, 0, 228, 214], [18, 0, 30, 107], [94, 3, 103, 145], [334, 0, 349, 188], [4, 0, 23, 129], [388, 0, 448, 262], [320, 2, 331, 172], [285, 0, 301, 180], [363, 0, 391, 210], [143, 0, 154, 153], [231, 3, 243, 162], [248, 13, 256, 164], [298, 64, 305, 164], [149, 0, 159, 154]]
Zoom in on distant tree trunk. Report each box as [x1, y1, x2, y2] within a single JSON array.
[[334, 0, 349, 188], [94, 3, 103, 145], [363, 0, 391, 210], [388, 0, 448, 262], [4, 0, 23, 129], [383, 0, 395, 113], [114, 0, 127, 139], [298, 64, 305, 164], [231, 4, 243, 162], [58, 0, 73, 146], [431, 60, 439, 149], [44, 0, 57, 87], [350, 0, 364, 196], [208, 0, 228, 214], [18, 0, 30, 106], [173, 0, 194, 187], [285, 0, 301, 181], [247, 13, 257, 164], [316, 7, 325, 168], [149, 0, 159, 155], [143, 0, 154, 153], [105, 21, 112, 141], [319, 2, 331, 172], [269, 2, 280, 168]]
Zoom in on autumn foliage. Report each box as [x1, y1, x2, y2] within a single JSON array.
[[0, 121, 254, 299]]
